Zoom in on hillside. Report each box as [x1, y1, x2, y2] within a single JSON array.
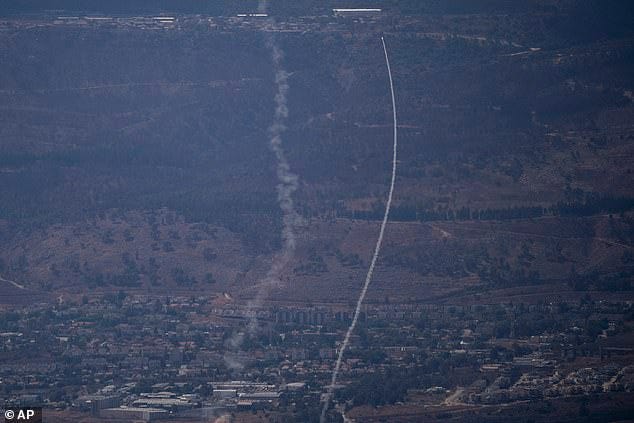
[[0, 2, 633, 302]]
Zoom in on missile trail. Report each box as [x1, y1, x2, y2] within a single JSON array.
[[223, 0, 301, 370], [320, 36, 398, 422]]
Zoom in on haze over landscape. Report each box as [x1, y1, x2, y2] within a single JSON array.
[[1, 1, 634, 422]]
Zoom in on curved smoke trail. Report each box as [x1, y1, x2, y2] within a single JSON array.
[[320, 36, 398, 422], [223, 0, 301, 370]]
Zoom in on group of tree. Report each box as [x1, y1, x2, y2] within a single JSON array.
[[335, 194, 634, 223]]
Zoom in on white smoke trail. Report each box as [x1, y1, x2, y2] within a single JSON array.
[[258, 0, 300, 286], [223, 0, 301, 370], [320, 36, 398, 422]]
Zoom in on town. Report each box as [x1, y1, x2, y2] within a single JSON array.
[[2, 294, 633, 421]]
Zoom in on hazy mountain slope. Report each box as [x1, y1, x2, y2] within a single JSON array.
[[0, 4, 633, 301]]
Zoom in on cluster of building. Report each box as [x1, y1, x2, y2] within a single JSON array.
[[0, 9, 387, 35], [1, 295, 633, 420], [463, 363, 634, 405], [73, 380, 304, 421]]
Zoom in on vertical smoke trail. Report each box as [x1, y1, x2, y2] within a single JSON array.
[[258, 0, 300, 287], [320, 36, 398, 422], [264, 40, 300, 282], [223, 0, 301, 370]]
